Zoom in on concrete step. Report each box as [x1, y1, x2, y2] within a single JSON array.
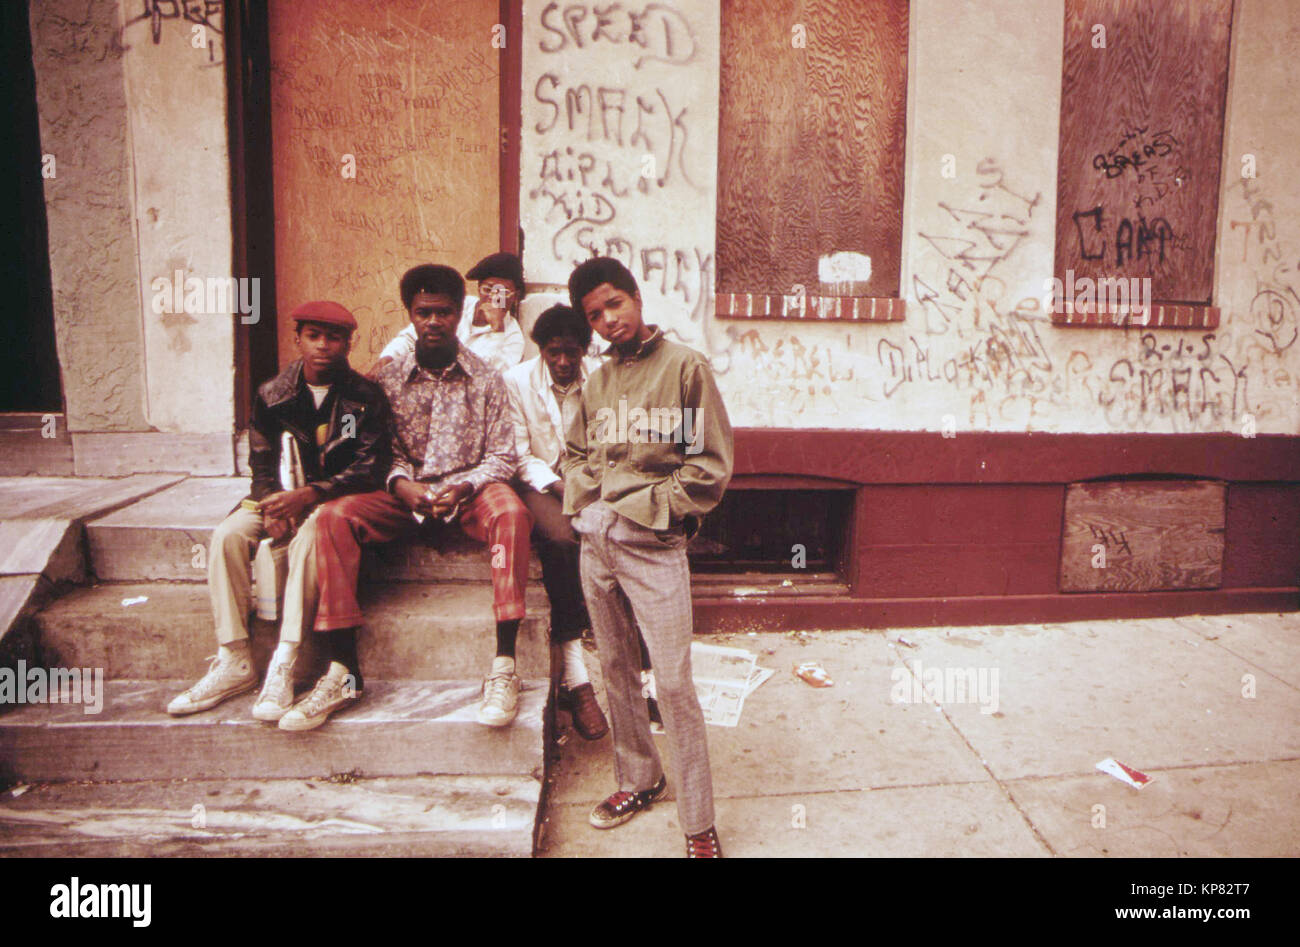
[[34, 581, 554, 680], [86, 477, 542, 583], [362, 535, 542, 583], [85, 477, 246, 582], [0, 473, 190, 670], [0, 679, 548, 783], [0, 473, 183, 522], [0, 774, 539, 856]]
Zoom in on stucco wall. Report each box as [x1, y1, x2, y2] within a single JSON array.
[[29, 0, 235, 442], [120, 0, 234, 435], [520, 0, 719, 351], [521, 0, 1300, 435], [29, 0, 147, 433]]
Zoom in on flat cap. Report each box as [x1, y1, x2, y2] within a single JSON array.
[[289, 300, 357, 330], [465, 252, 524, 289]]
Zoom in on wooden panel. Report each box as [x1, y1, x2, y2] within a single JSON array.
[[268, 1, 500, 367], [717, 0, 908, 297], [1060, 480, 1225, 591], [1056, 0, 1233, 304]]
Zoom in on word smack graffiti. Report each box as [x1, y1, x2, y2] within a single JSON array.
[[523, 2, 713, 328]]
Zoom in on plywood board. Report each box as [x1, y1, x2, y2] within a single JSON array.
[[269, 1, 501, 367], [1060, 480, 1225, 592], [1056, 0, 1233, 304], [716, 0, 908, 298]]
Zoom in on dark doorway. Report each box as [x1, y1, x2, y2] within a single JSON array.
[[0, 0, 61, 413]]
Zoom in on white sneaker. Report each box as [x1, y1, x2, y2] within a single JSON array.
[[252, 657, 295, 722], [167, 651, 256, 716], [278, 670, 359, 732], [477, 669, 521, 727]]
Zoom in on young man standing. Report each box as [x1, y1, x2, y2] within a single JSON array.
[[167, 302, 392, 729], [561, 258, 734, 858], [312, 264, 535, 727]]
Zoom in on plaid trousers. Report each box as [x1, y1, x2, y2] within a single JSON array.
[[311, 482, 532, 630], [573, 499, 715, 836]]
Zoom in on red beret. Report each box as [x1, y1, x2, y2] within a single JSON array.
[[289, 300, 357, 330]]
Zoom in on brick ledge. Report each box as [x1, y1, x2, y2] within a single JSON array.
[[715, 293, 905, 322]]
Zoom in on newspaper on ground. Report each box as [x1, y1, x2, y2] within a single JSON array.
[[690, 642, 773, 727], [744, 665, 775, 697]]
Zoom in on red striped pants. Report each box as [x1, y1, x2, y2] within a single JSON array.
[[312, 483, 532, 630]]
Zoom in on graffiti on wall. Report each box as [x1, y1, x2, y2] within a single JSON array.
[[708, 154, 1298, 433], [126, 1, 224, 63], [1071, 122, 1195, 278], [523, 1, 714, 327]]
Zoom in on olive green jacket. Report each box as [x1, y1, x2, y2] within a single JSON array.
[[562, 326, 733, 532]]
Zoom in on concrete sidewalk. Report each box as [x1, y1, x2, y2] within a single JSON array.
[[538, 612, 1300, 857]]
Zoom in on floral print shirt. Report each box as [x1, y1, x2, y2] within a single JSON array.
[[375, 341, 516, 496]]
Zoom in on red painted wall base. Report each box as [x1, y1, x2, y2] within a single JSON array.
[[695, 588, 1298, 633], [693, 430, 1300, 630]]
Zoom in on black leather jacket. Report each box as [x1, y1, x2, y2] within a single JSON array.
[[248, 360, 393, 502]]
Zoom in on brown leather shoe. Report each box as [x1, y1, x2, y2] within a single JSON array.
[[561, 683, 609, 740]]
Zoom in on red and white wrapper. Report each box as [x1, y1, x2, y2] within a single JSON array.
[[794, 661, 833, 688], [1096, 757, 1152, 790]]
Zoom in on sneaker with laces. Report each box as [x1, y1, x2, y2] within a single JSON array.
[[252, 657, 295, 722], [478, 669, 521, 727], [588, 774, 667, 829], [166, 651, 257, 716], [685, 825, 723, 858], [278, 670, 360, 732]]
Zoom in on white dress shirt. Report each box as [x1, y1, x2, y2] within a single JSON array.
[[502, 353, 603, 492]]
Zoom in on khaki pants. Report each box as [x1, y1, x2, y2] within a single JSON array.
[[208, 505, 320, 645]]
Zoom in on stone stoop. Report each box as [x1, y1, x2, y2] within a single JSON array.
[[4, 476, 563, 857], [86, 477, 543, 583], [0, 474, 187, 668], [34, 582, 554, 681], [0, 775, 539, 857], [0, 680, 547, 783]]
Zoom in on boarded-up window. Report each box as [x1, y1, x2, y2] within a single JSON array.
[[716, 0, 909, 322], [1054, 0, 1233, 328], [1060, 480, 1226, 592], [268, 1, 502, 367]]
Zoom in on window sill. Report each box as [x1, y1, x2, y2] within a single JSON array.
[[715, 293, 905, 322], [1050, 303, 1220, 329]]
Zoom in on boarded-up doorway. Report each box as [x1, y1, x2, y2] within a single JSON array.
[[267, 0, 502, 369]]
